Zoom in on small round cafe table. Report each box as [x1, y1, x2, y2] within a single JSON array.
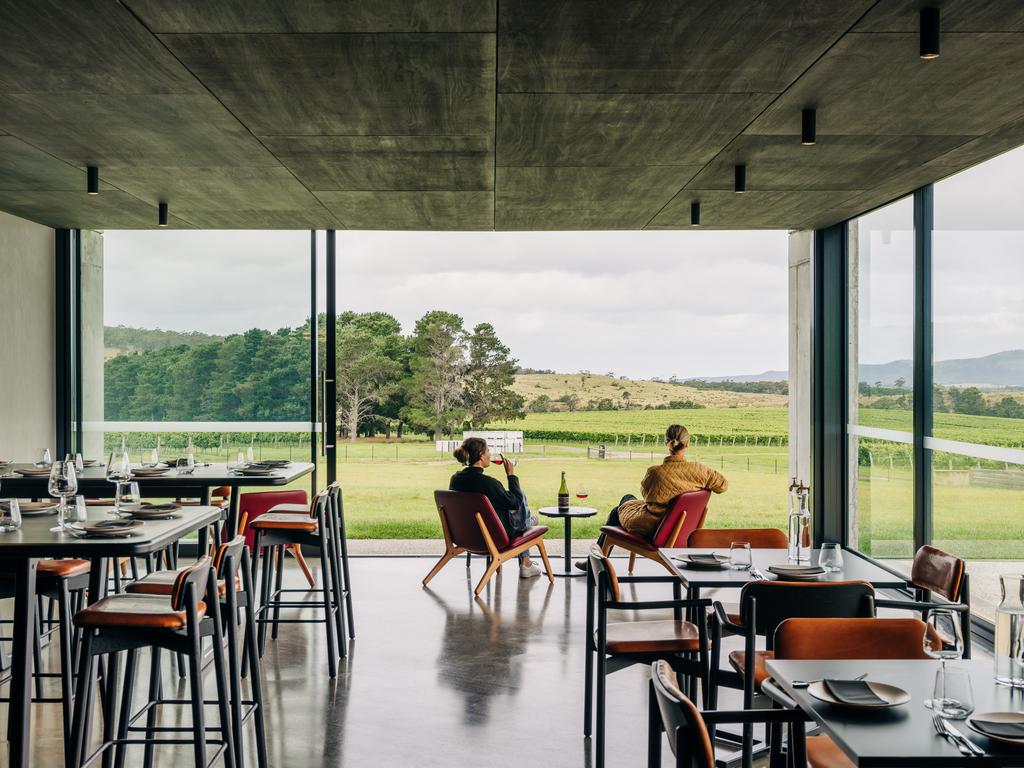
[[538, 506, 598, 577]]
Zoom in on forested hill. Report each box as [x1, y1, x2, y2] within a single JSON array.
[[105, 325, 223, 358]]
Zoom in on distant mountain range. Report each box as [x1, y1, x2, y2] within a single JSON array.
[[699, 349, 1024, 388]]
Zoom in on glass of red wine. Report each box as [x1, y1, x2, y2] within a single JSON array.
[[575, 484, 589, 502], [494, 453, 518, 468]]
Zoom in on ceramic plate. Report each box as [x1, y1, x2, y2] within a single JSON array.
[[807, 680, 909, 709], [14, 501, 58, 516], [16, 466, 53, 476], [768, 565, 826, 580], [67, 520, 142, 537], [967, 712, 1024, 744], [131, 467, 170, 476], [674, 554, 731, 569]]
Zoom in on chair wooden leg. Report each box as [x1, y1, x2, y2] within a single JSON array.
[[628, 552, 637, 574], [422, 546, 460, 587], [536, 540, 554, 584], [287, 544, 317, 588], [473, 555, 503, 596]]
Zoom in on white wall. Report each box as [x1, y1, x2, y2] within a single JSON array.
[[0, 210, 55, 462]]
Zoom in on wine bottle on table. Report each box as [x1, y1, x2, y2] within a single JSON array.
[[558, 471, 570, 512]]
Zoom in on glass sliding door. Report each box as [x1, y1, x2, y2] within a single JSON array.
[[847, 196, 916, 571]]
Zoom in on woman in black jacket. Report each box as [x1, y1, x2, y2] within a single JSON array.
[[449, 437, 541, 579]]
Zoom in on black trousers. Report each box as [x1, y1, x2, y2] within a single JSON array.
[[595, 494, 638, 547]]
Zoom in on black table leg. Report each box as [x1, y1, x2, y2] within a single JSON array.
[[551, 516, 584, 578], [228, 488, 240, 540], [79, 556, 108, 765], [7, 557, 37, 768]]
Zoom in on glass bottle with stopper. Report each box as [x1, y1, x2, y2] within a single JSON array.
[[788, 479, 811, 563]]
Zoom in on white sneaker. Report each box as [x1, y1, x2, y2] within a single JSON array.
[[519, 561, 542, 579]]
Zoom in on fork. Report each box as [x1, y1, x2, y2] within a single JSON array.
[[933, 715, 974, 756]]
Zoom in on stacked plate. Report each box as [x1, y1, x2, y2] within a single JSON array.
[[967, 713, 1024, 744], [674, 553, 731, 570], [236, 466, 278, 476], [250, 460, 290, 468], [67, 519, 142, 538], [14, 501, 58, 516], [132, 466, 171, 477], [767, 564, 826, 580], [807, 679, 909, 709], [120, 502, 181, 520], [15, 465, 53, 476]]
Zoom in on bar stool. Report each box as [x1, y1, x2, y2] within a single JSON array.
[[250, 490, 343, 676], [0, 558, 90, 763], [68, 556, 236, 768], [126, 537, 268, 768], [261, 482, 354, 643]]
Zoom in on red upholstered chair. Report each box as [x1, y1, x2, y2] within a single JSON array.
[[423, 490, 554, 596], [600, 490, 711, 574], [238, 489, 316, 587]]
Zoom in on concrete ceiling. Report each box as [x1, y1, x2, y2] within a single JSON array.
[[1, 0, 1023, 230]]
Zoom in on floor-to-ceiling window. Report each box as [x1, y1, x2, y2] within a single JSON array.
[[847, 197, 916, 571], [929, 148, 1024, 620]]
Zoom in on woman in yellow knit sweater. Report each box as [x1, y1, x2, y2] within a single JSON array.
[[576, 424, 728, 570]]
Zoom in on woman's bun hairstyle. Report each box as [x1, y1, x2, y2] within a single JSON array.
[[454, 437, 488, 466], [665, 424, 690, 453]]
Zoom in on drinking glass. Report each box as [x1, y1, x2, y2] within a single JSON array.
[[48, 460, 77, 532], [176, 456, 195, 475], [924, 607, 968, 717], [228, 450, 245, 471], [818, 543, 844, 572], [107, 451, 132, 515], [247, 446, 255, 464], [74, 452, 85, 472], [144, 448, 160, 468], [73, 495, 88, 523], [575, 484, 590, 502], [0, 497, 21, 532], [729, 542, 752, 571], [39, 448, 52, 466], [115, 481, 141, 517]]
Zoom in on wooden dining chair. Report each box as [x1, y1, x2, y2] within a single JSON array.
[[585, 546, 711, 768], [712, 580, 875, 768], [423, 490, 553, 596], [873, 545, 972, 657], [688, 527, 788, 549], [647, 660, 806, 768], [600, 490, 711, 574], [764, 617, 933, 768]]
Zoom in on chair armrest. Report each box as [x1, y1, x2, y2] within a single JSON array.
[[875, 598, 970, 613], [713, 600, 746, 634], [617, 575, 684, 584], [702, 708, 809, 726], [605, 598, 711, 612], [760, 678, 799, 710]]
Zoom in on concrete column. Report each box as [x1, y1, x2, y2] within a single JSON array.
[[80, 229, 104, 458], [0, 210, 55, 461], [788, 230, 812, 486], [846, 223, 860, 549]]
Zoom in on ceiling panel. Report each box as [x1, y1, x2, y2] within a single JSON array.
[[854, 1, 1024, 32], [263, 135, 493, 191], [498, 93, 773, 166], [685, 134, 973, 191], [160, 33, 496, 136], [495, 165, 695, 229], [126, 0, 495, 33], [499, 0, 874, 93], [649, 189, 864, 229], [0, 136, 114, 191], [749, 33, 1024, 136], [314, 191, 493, 229], [0, 0, 202, 95], [0, 190, 187, 229], [0, 93, 277, 168]]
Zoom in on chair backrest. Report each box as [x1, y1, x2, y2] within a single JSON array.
[[651, 490, 711, 548], [587, 544, 621, 602], [688, 527, 787, 549], [238, 489, 309, 548], [775, 617, 932, 660], [738, 580, 874, 642], [433, 490, 509, 554], [214, 535, 246, 579], [171, 555, 213, 612], [910, 545, 965, 602], [651, 660, 715, 768]]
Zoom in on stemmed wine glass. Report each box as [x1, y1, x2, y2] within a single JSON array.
[[107, 451, 132, 516], [48, 458, 78, 532], [924, 607, 972, 718], [575, 484, 590, 503]]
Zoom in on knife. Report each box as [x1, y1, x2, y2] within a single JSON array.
[[942, 720, 985, 757]]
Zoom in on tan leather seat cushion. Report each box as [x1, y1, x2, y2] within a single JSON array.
[[249, 512, 317, 531], [127, 569, 239, 598], [75, 593, 205, 630], [604, 620, 702, 653], [806, 733, 855, 768], [727, 649, 774, 687]]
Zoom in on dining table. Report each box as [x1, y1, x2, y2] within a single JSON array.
[[0, 460, 314, 538], [0, 503, 224, 768], [767, 658, 1024, 766]]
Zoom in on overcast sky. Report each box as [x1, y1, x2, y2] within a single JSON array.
[[104, 228, 790, 380], [102, 147, 1023, 380]]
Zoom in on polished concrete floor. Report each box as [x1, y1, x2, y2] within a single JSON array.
[[5, 555, 755, 767]]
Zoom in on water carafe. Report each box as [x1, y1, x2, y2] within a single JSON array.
[[787, 480, 811, 563], [995, 573, 1024, 687]]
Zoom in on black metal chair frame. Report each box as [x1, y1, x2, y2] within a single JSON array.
[[875, 572, 972, 658], [584, 551, 711, 768]]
